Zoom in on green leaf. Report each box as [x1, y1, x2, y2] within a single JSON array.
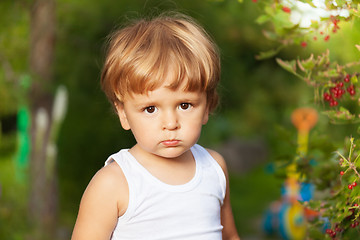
[[307, 200, 322, 210], [273, 11, 296, 29], [264, 5, 275, 16], [297, 59, 306, 72], [255, 47, 282, 60], [262, 30, 279, 41], [310, 20, 319, 29], [322, 109, 357, 124], [351, 184, 360, 198], [318, 69, 339, 78], [301, 54, 315, 70], [316, 50, 330, 66], [351, 75, 358, 84], [256, 15, 270, 25], [303, 0, 317, 8], [334, 209, 352, 223], [276, 58, 297, 74]]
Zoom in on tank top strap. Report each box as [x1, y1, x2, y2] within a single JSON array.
[[191, 144, 227, 204]]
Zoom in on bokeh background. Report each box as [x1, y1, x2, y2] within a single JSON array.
[[1, 0, 360, 239]]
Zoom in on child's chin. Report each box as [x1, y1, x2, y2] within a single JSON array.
[[155, 148, 189, 159]]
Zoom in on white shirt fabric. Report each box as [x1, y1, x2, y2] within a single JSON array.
[[104, 144, 226, 240]]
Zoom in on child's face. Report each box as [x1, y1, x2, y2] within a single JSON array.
[[116, 83, 209, 159]]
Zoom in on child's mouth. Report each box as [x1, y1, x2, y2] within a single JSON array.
[[161, 140, 180, 146]]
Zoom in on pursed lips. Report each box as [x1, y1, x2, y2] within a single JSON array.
[[161, 139, 180, 146]]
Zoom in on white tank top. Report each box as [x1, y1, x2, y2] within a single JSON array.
[[104, 144, 226, 240]]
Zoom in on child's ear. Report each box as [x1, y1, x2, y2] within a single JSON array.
[[115, 102, 131, 130], [202, 107, 209, 125]]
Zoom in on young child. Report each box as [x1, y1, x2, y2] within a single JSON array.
[[72, 12, 240, 240]]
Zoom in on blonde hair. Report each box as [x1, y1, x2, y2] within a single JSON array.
[[101, 13, 220, 112]]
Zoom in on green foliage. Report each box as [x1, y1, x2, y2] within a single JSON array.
[[254, 0, 360, 59], [276, 50, 360, 124], [0, 156, 30, 240], [302, 137, 360, 239], [0, 1, 29, 115], [6, 0, 360, 238], [252, 0, 360, 238]]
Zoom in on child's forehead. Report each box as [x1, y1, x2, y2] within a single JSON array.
[[125, 84, 204, 101]]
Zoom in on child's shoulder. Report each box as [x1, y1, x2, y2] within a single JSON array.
[[82, 161, 129, 215], [90, 161, 128, 195], [204, 148, 227, 173]]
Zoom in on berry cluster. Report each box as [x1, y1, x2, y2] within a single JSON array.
[[348, 181, 357, 190], [331, 16, 340, 33], [350, 221, 359, 228], [325, 228, 337, 238], [323, 74, 357, 107], [339, 168, 358, 190], [349, 204, 360, 228], [301, 16, 340, 47], [325, 213, 359, 239]]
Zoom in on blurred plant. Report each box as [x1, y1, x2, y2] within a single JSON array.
[[254, 0, 359, 59], [276, 49, 360, 127], [303, 137, 360, 239], [246, 0, 360, 239]]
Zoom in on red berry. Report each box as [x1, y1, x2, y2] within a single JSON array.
[[313, 36, 317, 41], [300, 41, 307, 47], [330, 100, 338, 107], [350, 89, 356, 96], [354, 203, 359, 207], [326, 229, 333, 234], [282, 6, 291, 13], [344, 74, 350, 82], [352, 182, 357, 187], [335, 227, 343, 232], [340, 171, 345, 175], [324, 92, 332, 101], [324, 35, 330, 41], [252, 0, 257, 2], [337, 82, 344, 88], [348, 184, 353, 190], [351, 221, 359, 228]]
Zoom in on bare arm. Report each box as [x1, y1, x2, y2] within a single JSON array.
[[71, 162, 128, 240], [208, 149, 241, 240]]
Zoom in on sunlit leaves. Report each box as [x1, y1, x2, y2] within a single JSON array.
[[245, 0, 360, 238]]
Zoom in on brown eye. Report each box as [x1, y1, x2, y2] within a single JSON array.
[[179, 103, 191, 110], [144, 106, 157, 114]]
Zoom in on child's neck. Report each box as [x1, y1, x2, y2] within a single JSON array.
[[129, 144, 196, 185]]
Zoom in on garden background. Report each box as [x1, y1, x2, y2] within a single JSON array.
[[1, 0, 360, 239]]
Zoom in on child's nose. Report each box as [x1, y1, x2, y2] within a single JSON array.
[[162, 111, 179, 130]]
